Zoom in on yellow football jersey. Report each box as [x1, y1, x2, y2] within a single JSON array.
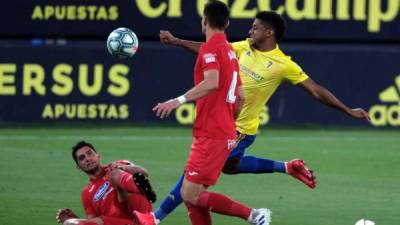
[[232, 39, 309, 135]]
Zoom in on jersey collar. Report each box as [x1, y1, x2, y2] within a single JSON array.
[[208, 32, 227, 43], [246, 38, 281, 54]]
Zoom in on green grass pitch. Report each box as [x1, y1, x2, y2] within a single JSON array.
[[0, 127, 399, 225]]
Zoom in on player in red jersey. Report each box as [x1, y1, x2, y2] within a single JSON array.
[[153, 1, 271, 225], [56, 141, 157, 225]]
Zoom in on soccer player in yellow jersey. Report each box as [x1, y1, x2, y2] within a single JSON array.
[[154, 11, 370, 224]]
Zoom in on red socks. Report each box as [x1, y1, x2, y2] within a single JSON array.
[[113, 171, 152, 214], [184, 192, 251, 225], [197, 192, 251, 219], [114, 171, 140, 193], [126, 193, 152, 214], [185, 202, 212, 225], [191, 191, 251, 220]]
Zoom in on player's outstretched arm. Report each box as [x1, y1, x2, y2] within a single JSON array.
[[299, 78, 370, 121], [159, 30, 202, 53]]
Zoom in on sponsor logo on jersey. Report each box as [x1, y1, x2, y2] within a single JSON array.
[[188, 171, 198, 176], [203, 53, 216, 64], [93, 181, 110, 202], [240, 64, 264, 81], [369, 74, 400, 126]]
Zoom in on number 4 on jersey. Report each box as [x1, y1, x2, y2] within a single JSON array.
[[226, 71, 238, 103]]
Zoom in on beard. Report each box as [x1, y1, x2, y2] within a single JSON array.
[[84, 164, 101, 175]]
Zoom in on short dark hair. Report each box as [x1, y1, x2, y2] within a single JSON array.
[[203, 0, 230, 30], [256, 11, 286, 42], [72, 141, 96, 164]]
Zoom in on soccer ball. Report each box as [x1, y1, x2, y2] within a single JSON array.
[[107, 27, 139, 59], [355, 219, 375, 225]]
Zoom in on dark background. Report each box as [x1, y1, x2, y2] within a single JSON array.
[[1, 0, 399, 127]]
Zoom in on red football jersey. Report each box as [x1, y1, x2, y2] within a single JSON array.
[[193, 33, 240, 139], [81, 167, 131, 219]]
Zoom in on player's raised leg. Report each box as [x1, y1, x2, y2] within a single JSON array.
[[109, 169, 155, 216], [222, 134, 287, 174], [153, 138, 316, 224], [223, 133, 316, 188], [225, 155, 316, 188]]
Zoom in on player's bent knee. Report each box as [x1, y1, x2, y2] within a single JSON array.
[[180, 189, 192, 204], [222, 158, 240, 174], [110, 169, 120, 178], [109, 169, 122, 186], [180, 188, 197, 205], [181, 181, 207, 205]]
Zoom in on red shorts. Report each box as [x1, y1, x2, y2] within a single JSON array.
[[101, 216, 135, 225], [185, 137, 235, 186]]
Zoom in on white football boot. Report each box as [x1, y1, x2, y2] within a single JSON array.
[[247, 208, 272, 225]]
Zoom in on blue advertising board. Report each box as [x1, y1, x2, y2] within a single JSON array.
[[0, 0, 399, 41], [0, 41, 194, 122], [1, 41, 399, 127]]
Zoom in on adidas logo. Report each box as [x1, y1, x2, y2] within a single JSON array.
[[369, 75, 400, 126]]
